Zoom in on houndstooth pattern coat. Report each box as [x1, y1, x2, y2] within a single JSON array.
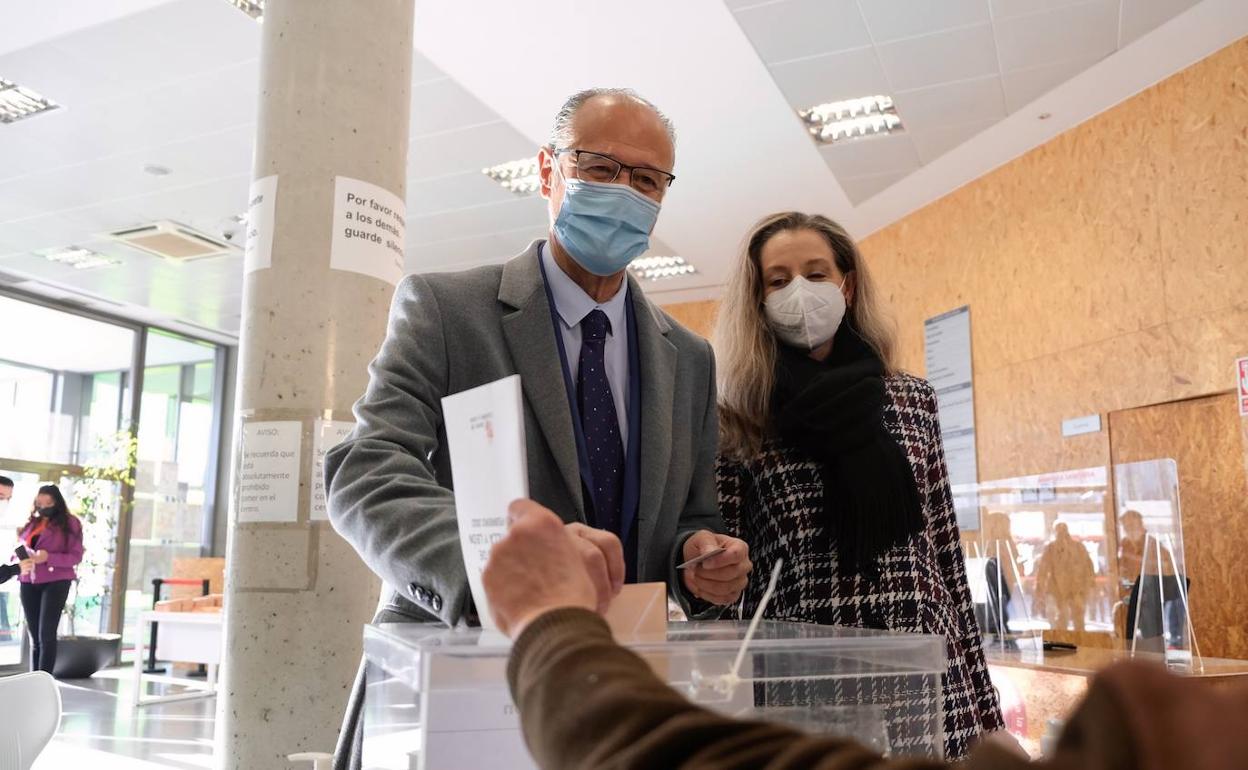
[[717, 373, 1004, 760]]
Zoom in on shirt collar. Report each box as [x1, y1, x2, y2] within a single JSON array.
[[540, 241, 629, 336]]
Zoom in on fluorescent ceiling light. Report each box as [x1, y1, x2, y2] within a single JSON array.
[[0, 78, 60, 124], [799, 95, 902, 145], [40, 247, 120, 271], [629, 256, 697, 281], [483, 157, 541, 195], [224, 0, 264, 20]]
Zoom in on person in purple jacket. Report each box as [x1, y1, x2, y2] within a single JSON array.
[[17, 484, 84, 675]]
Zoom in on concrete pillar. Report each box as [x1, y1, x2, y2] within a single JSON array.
[[218, 1, 414, 766]]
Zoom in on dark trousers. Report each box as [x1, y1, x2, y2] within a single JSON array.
[[20, 580, 72, 674]]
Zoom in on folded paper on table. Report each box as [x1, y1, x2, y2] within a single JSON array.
[[441, 374, 528, 631]]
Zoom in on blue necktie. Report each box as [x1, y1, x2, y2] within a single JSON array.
[[578, 309, 624, 536]]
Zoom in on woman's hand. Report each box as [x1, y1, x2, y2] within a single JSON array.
[[19, 559, 34, 576], [31, 550, 49, 565]]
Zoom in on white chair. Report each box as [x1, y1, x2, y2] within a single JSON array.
[[0, 671, 62, 770]]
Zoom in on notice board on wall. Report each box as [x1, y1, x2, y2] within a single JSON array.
[[924, 306, 980, 531]]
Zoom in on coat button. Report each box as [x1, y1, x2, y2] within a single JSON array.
[[408, 582, 426, 601], [431, 594, 443, 612]]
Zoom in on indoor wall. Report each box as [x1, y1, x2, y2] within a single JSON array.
[[659, 38, 1248, 657]]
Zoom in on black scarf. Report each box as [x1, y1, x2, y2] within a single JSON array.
[[770, 323, 925, 574]]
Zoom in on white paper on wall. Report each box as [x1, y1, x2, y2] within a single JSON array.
[[243, 175, 278, 274], [311, 419, 354, 521], [329, 176, 406, 286], [237, 420, 302, 523]]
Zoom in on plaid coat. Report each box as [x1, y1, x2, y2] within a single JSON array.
[[717, 373, 1004, 759]]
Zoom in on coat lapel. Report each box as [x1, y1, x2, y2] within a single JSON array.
[[630, 277, 677, 562], [499, 243, 586, 519]]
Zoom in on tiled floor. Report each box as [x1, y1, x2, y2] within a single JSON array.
[[34, 668, 216, 769]]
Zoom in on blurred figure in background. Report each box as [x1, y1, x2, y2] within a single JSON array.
[[17, 484, 84, 674], [1034, 522, 1094, 634]]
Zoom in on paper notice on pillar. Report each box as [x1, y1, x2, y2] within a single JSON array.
[[311, 419, 355, 521], [237, 421, 302, 523], [243, 175, 278, 274], [330, 176, 406, 286], [441, 375, 528, 630]]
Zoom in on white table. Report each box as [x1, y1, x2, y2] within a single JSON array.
[[131, 610, 223, 708]]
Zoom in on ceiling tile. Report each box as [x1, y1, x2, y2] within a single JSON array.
[[6, 60, 258, 171], [990, 0, 1104, 19], [858, 0, 991, 43], [408, 121, 537, 180], [724, 0, 770, 9], [876, 23, 1000, 92], [409, 224, 548, 272], [409, 77, 503, 137], [733, 0, 872, 65], [817, 132, 921, 179], [408, 170, 522, 215], [0, 213, 103, 256], [51, 0, 259, 103], [0, 129, 64, 183], [768, 46, 890, 109], [892, 76, 1006, 132], [1002, 54, 1106, 112], [1120, 0, 1199, 45], [0, 125, 254, 216], [994, 0, 1120, 72], [411, 50, 447, 84], [908, 118, 998, 163], [838, 169, 911, 204], [408, 196, 547, 245], [0, 41, 100, 110]]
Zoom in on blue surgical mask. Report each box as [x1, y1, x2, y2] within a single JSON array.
[[552, 170, 661, 277]]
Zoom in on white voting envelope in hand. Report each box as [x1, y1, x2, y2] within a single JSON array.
[[441, 374, 527, 630]]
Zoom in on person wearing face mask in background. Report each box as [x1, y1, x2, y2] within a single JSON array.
[[325, 87, 751, 770], [713, 212, 1005, 759], [16, 484, 83, 675], [0, 477, 18, 642]]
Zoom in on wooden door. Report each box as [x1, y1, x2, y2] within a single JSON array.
[[1108, 393, 1248, 660]]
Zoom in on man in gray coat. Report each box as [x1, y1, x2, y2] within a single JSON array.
[[325, 87, 751, 767]]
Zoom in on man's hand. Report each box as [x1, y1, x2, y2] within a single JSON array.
[[564, 522, 625, 608], [681, 530, 752, 606], [482, 500, 603, 637]]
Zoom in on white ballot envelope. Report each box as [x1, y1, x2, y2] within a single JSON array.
[[441, 374, 528, 630]]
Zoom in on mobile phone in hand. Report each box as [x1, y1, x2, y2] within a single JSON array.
[[14, 545, 29, 561]]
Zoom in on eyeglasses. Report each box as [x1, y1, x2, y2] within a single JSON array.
[[554, 149, 675, 199]]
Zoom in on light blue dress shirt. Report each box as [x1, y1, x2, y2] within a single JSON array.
[[540, 242, 630, 447]]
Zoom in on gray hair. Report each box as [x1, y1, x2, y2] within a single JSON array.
[[547, 87, 677, 151]]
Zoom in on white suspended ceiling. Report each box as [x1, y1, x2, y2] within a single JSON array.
[[0, 0, 1244, 340]]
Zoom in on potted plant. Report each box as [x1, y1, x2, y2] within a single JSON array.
[[53, 432, 136, 679]]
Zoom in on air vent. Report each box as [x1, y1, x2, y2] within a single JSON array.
[[105, 221, 236, 262]]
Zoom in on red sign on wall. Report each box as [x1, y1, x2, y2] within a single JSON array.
[[1238, 357, 1248, 417]]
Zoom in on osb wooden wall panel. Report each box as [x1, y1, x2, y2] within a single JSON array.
[[661, 299, 719, 340], [1157, 52, 1248, 321], [172, 556, 227, 597], [857, 39, 1248, 485], [1109, 394, 1248, 660]]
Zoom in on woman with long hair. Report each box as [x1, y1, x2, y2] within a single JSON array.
[[714, 212, 1003, 758], [17, 484, 84, 675]]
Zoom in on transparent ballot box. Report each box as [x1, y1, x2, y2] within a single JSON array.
[[360, 620, 947, 769]]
